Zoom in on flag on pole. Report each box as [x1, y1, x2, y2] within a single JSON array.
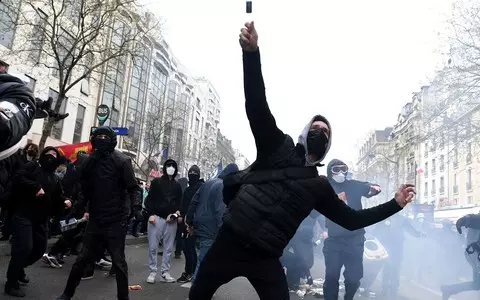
[[207, 161, 223, 180]]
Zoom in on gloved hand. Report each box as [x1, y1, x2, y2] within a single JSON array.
[[456, 215, 473, 234]]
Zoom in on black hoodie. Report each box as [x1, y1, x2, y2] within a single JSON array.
[[145, 159, 183, 219], [11, 146, 65, 222], [325, 159, 376, 238]]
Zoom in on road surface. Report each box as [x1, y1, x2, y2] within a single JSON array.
[[0, 244, 477, 299]]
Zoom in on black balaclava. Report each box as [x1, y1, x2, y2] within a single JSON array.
[[327, 158, 349, 184], [39, 146, 61, 173], [298, 115, 332, 166], [90, 126, 117, 155], [188, 165, 201, 184]]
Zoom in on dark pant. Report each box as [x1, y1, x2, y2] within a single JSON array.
[[175, 222, 184, 256], [381, 258, 402, 297], [6, 215, 48, 288], [183, 232, 197, 275], [281, 237, 314, 288], [323, 237, 364, 300], [189, 226, 289, 300], [62, 220, 129, 300], [49, 224, 85, 256], [1, 209, 13, 238]]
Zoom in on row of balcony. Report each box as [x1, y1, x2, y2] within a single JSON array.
[[423, 183, 473, 197]]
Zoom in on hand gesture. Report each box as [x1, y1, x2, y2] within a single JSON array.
[[36, 188, 45, 197], [148, 215, 156, 225], [82, 212, 89, 221], [322, 231, 328, 239], [394, 184, 415, 208], [177, 217, 183, 224], [239, 21, 258, 52]]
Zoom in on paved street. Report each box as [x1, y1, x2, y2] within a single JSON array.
[[0, 244, 477, 299]]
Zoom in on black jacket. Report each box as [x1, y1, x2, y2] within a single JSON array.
[[144, 159, 183, 219], [79, 150, 142, 225], [180, 179, 204, 216], [10, 147, 66, 222], [221, 49, 403, 257]]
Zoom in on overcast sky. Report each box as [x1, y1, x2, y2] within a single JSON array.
[[141, 0, 454, 171]]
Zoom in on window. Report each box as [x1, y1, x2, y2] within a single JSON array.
[[453, 149, 459, 168], [25, 75, 37, 93], [143, 65, 168, 153], [439, 134, 445, 149], [467, 142, 472, 164], [431, 179, 436, 195], [52, 28, 75, 78], [125, 43, 150, 151], [424, 143, 429, 157], [439, 155, 445, 172], [424, 162, 428, 177], [466, 169, 473, 191], [196, 98, 201, 109], [193, 138, 198, 157], [0, 0, 20, 48], [440, 176, 445, 194], [432, 159, 436, 175], [72, 105, 85, 143], [28, 8, 47, 62], [468, 196, 474, 204], [453, 173, 458, 194], [48, 89, 67, 140], [195, 118, 200, 134], [424, 182, 428, 197]]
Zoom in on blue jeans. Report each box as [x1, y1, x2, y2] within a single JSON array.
[[192, 237, 214, 281]]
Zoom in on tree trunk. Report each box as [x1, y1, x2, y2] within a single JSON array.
[[38, 118, 55, 150]]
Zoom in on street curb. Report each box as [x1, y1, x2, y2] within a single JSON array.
[[0, 235, 147, 256]]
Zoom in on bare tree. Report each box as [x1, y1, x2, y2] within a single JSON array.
[[0, 0, 160, 149]]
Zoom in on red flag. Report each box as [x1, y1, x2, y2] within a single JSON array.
[[56, 141, 92, 162]]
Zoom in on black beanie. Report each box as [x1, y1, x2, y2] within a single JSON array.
[[188, 165, 200, 176]]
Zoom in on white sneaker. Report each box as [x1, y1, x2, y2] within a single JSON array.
[[146, 273, 156, 284], [96, 258, 112, 269], [160, 272, 175, 283]]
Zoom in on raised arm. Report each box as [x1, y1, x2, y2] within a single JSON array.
[[240, 22, 284, 157], [315, 177, 414, 231]]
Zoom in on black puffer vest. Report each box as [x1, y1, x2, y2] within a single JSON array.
[[223, 136, 319, 257]]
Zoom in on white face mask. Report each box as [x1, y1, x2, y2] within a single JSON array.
[[166, 166, 175, 176], [332, 173, 345, 183]]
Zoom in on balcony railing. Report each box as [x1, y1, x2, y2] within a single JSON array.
[[431, 190, 436, 196], [453, 185, 458, 194]]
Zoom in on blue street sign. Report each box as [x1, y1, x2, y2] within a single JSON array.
[[90, 127, 129, 136]]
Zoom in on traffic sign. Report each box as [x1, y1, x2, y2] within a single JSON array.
[[90, 126, 129, 136], [96, 104, 110, 125]]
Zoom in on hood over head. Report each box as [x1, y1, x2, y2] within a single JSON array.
[[297, 114, 332, 166], [39, 146, 62, 171], [218, 163, 239, 179], [327, 159, 347, 178], [23, 142, 39, 158], [162, 159, 178, 179], [188, 165, 201, 176], [90, 126, 117, 152]]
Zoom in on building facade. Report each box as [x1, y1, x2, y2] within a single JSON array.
[[234, 148, 251, 170], [216, 129, 235, 165]]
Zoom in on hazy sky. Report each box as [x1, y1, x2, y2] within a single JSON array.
[[141, 0, 454, 169]]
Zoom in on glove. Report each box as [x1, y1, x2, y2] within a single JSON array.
[[133, 210, 142, 221], [456, 215, 472, 234]]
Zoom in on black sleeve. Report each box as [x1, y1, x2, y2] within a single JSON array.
[[352, 180, 376, 198], [468, 214, 480, 229], [13, 162, 41, 196], [122, 158, 142, 213], [51, 180, 67, 217], [402, 217, 422, 237], [243, 49, 285, 157], [186, 186, 203, 226], [175, 184, 182, 214], [315, 177, 402, 231]]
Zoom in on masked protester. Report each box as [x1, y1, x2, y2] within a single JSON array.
[[144, 159, 183, 284], [56, 126, 142, 300], [177, 165, 205, 283], [188, 22, 416, 300], [321, 159, 381, 300], [5, 147, 71, 297], [174, 177, 189, 258], [441, 214, 480, 299], [186, 163, 239, 283]]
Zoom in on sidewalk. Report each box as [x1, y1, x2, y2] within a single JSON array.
[[0, 234, 147, 256]]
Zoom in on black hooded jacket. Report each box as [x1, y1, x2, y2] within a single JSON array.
[[181, 178, 205, 217], [221, 49, 403, 257], [145, 159, 183, 219], [325, 159, 377, 238], [10, 147, 65, 222], [79, 127, 142, 225]]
